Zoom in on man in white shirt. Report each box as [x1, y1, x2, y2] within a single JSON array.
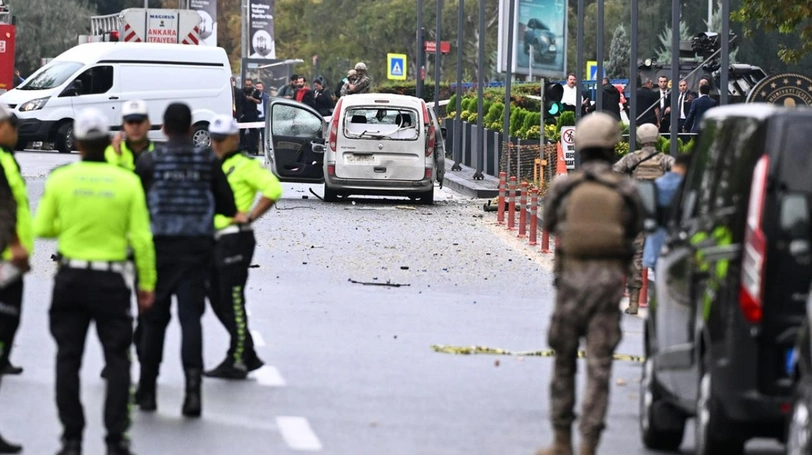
[[667, 79, 694, 132], [561, 73, 578, 112]]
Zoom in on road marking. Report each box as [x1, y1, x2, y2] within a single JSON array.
[[251, 365, 286, 386], [276, 416, 323, 451], [251, 329, 266, 347]]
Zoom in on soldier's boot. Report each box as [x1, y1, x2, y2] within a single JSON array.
[[625, 289, 640, 315], [135, 369, 157, 412], [182, 368, 202, 418], [579, 435, 600, 455], [534, 427, 573, 455]]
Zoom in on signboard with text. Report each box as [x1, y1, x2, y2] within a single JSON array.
[[189, 0, 217, 46], [498, 0, 567, 78], [248, 0, 276, 59], [560, 126, 575, 170], [424, 41, 451, 54], [147, 11, 178, 43]]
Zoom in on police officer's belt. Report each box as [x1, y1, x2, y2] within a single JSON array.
[[214, 224, 253, 240], [60, 258, 128, 273]]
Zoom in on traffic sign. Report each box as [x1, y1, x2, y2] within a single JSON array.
[[387, 53, 407, 80], [424, 41, 451, 54], [586, 60, 605, 81]]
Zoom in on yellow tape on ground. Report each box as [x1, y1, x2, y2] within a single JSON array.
[[430, 345, 645, 363]]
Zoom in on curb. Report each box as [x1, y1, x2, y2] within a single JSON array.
[[441, 160, 500, 199]]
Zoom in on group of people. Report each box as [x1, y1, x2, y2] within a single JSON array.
[[537, 110, 690, 454], [0, 98, 283, 454]]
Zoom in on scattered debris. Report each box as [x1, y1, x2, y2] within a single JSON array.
[[395, 205, 416, 211], [400, 266, 409, 270], [249, 264, 260, 268], [348, 279, 411, 288], [308, 188, 324, 201], [494, 359, 500, 367], [302, 195, 309, 199], [616, 378, 627, 387]]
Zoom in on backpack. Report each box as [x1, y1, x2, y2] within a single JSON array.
[[631, 149, 666, 180], [559, 170, 636, 259]]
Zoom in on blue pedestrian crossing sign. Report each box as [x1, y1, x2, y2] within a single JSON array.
[[586, 60, 606, 81], [387, 53, 407, 81]]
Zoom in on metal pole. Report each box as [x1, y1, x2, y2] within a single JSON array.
[[503, 0, 516, 179], [241, 0, 247, 59], [417, 0, 424, 99], [529, 45, 533, 80], [576, 0, 584, 121], [708, 0, 713, 31], [596, 0, 604, 112], [539, 76, 545, 147], [670, 0, 679, 157], [629, 0, 638, 153], [452, 0, 464, 172], [434, 0, 442, 114], [720, 0, 730, 105], [473, 0, 486, 180], [145, 0, 149, 8]]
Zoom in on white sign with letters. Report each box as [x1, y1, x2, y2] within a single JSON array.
[[560, 126, 576, 170]]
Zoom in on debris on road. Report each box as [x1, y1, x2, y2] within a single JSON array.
[[395, 205, 416, 210], [348, 279, 411, 288], [430, 344, 645, 363]]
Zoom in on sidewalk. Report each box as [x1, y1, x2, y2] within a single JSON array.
[[441, 159, 500, 199]]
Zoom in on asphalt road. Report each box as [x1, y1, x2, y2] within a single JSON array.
[[0, 151, 784, 454]]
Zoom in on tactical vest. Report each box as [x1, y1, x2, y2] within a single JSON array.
[[559, 170, 634, 259], [148, 144, 215, 237], [632, 147, 666, 181]]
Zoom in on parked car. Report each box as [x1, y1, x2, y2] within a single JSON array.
[[523, 18, 557, 64], [264, 93, 443, 204], [788, 314, 812, 455], [1, 42, 233, 153], [639, 103, 812, 454]]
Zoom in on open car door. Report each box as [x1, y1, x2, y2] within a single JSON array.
[[265, 99, 327, 183]]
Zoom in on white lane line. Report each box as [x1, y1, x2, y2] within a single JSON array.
[[276, 416, 323, 451], [250, 365, 286, 387], [251, 330, 266, 347]]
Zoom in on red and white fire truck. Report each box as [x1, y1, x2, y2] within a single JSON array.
[[79, 8, 202, 45]]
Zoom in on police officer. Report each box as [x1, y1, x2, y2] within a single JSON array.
[[612, 123, 673, 314], [33, 108, 156, 455], [345, 62, 371, 95], [0, 105, 31, 378], [106, 99, 155, 170], [538, 113, 642, 455], [135, 103, 238, 417], [203, 116, 282, 379], [0, 105, 25, 454]]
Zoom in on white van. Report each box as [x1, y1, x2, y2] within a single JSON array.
[[264, 93, 444, 204], [0, 42, 233, 153]]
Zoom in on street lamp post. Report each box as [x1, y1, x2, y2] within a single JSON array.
[[451, 0, 464, 172], [417, 0, 424, 99], [434, 0, 442, 114], [503, 0, 516, 179], [473, 0, 486, 180]]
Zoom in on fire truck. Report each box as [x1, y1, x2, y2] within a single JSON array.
[[79, 8, 202, 45], [0, 2, 16, 94]]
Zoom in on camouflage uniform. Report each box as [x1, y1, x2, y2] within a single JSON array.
[[340, 75, 357, 97], [347, 72, 371, 94], [542, 160, 642, 453], [613, 146, 673, 296]]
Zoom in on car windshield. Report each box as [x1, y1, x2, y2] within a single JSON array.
[[18, 61, 83, 91], [343, 107, 420, 141]]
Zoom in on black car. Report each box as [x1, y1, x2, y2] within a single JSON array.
[[787, 303, 812, 455], [640, 104, 812, 454], [523, 18, 557, 64]]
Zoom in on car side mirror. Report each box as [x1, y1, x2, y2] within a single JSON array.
[[636, 180, 659, 233], [441, 127, 447, 139]]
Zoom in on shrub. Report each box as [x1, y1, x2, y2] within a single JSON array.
[[615, 141, 630, 157], [556, 111, 576, 130]]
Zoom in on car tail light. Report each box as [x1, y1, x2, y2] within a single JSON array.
[[421, 101, 435, 157], [327, 164, 336, 176], [739, 154, 769, 324], [424, 168, 432, 179], [329, 98, 343, 152]]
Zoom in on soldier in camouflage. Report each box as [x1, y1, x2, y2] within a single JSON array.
[[538, 113, 643, 455], [612, 123, 673, 314], [345, 62, 371, 95]]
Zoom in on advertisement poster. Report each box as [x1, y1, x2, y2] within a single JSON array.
[[498, 0, 566, 78], [0, 24, 15, 94], [248, 0, 276, 59], [190, 0, 217, 46]]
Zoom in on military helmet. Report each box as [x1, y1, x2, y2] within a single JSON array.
[[574, 112, 621, 151], [347, 69, 357, 77], [636, 123, 659, 144], [354, 62, 367, 71]]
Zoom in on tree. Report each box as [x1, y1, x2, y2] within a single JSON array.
[[605, 24, 630, 79], [10, 0, 95, 75], [734, 0, 812, 63], [655, 20, 691, 63], [87, 0, 143, 15]]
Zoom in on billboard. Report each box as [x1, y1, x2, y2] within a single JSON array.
[[498, 0, 567, 78], [189, 0, 217, 46], [248, 0, 276, 59]]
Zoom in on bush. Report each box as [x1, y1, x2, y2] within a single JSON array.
[[524, 125, 542, 140], [556, 111, 576, 131], [615, 141, 630, 157], [510, 108, 528, 137], [485, 103, 505, 125]]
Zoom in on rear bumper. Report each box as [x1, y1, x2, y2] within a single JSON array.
[[325, 174, 433, 194], [17, 118, 56, 142]]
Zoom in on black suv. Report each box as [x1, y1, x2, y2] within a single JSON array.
[[640, 104, 812, 454]]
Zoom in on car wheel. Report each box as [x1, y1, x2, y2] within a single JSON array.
[[640, 357, 685, 450], [787, 372, 812, 455], [55, 122, 74, 154], [192, 124, 211, 149], [323, 184, 338, 202], [418, 188, 434, 205], [14, 139, 28, 152], [695, 353, 745, 455]]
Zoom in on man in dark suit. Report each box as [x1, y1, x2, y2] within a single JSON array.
[[636, 76, 660, 128], [668, 79, 694, 133], [600, 78, 621, 120], [656, 76, 672, 133], [683, 84, 716, 134]]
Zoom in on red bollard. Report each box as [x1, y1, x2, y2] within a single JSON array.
[[529, 188, 539, 245], [518, 182, 528, 238], [639, 268, 649, 308], [541, 228, 551, 253], [497, 172, 507, 225], [507, 176, 517, 231]]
